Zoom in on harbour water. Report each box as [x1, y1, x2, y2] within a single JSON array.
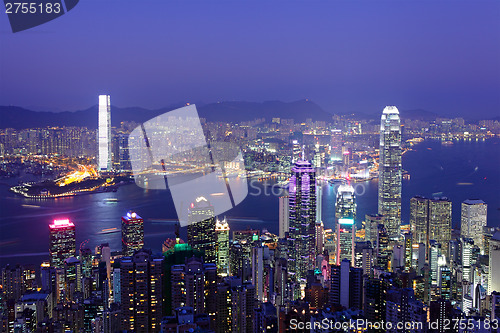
[[0, 138, 498, 266]]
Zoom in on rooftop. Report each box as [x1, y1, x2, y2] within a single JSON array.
[[49, 219, 74, 229], [463, 199, 486, 205]]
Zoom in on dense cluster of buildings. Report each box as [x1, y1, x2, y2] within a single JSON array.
[[0, 102, 499, 332]]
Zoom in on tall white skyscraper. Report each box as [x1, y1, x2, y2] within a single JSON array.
[[278, 195, 289, 239], [316, 185, 322, 223], [461, 199, 488, 253], [378, 106, 402, 237], [488, 231, 500, 295], [98, 95, 112, 171]]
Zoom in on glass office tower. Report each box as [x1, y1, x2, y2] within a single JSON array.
[[378, 106, 402, 238], [288, 159, 316, 283]]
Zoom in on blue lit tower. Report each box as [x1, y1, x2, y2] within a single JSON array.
[[121, 211, 144, 256], [288, 159, 316, 284], [378, 106, 402, 237]]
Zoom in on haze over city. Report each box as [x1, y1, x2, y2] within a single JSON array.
[[1, 1, 500, 118], [1, 1, 500, 332]]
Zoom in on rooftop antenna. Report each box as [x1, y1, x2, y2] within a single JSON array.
[[175, 222, 180, 244]]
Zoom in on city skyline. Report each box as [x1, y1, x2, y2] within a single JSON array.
[[1, 1, 500, 329]]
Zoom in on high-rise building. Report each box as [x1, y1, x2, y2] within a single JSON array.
[[330, 129, 343, 162], [438, 266, 452, 300], [376, 223, 390, 270], [329, 259, 363, 310], [215, 277, 255, 333], [1, 264, 26, 302], [98, 95, 112, 171], [488, 231, 500, 295], [120, 249, 163, 332], [461, 237, 476, 284], [461, 199, 488, 253], [364, 276, 391, 329], [288, 159, 316, 283], [118, 132, 131, 171], [278, 195, 289, 238], [385, 288, 426, 333], [171, 257, 217, 315], [410, 196, 429, 248], [187, 197, 217, 264], [291, 140, 301, 163], [429, 198, 452, 257], [410, 196, 452, 259], [365, 213, 385, 245], [378, 106, 402, 237], [215, 217, 230, 277], [354, 241, 373, 275], [316, 185, 322, 223], [315, 221, 324, 255], [335, 184, 356, 264], [121, 211, 144, 256], [49, 219, 76, 268], [403, 231, 413, 272]]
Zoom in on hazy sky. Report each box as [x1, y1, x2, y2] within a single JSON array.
[[1, 0, 499, 118]]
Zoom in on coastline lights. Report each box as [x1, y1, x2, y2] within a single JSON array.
[[50, 219, 75, 228]]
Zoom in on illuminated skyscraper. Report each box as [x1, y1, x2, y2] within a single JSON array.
[[278, 195, 289, 239], [335, 184, 356, 264], [121, 211, 144, 256], [410, 196, 429, 248], [364, 213, 385, 245], [215, 217, 230, 276], [187, 197, 217, 264], [410, 196, 452, 258], [49, 219, 76, 268], [98, 94, 112, 171], [378, 106, 402, 237], [288, 159, 316, 283], [461, 199, 488, 253], [429, 198, 452, 257], [120, 249, 163, 332], [330, 129, 343, 162], [291, 140, 301, 163], [488, 231, 500, 295]]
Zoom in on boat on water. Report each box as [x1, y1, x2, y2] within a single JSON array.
[[97, 227, 120, 235], [441, 140, 454, 146], [103, 198, 119, 203]]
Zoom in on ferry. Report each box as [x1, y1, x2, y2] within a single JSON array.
[[97, 227, 120, 235]]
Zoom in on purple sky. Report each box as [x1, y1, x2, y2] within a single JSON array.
[[1, 0, 499, 118]]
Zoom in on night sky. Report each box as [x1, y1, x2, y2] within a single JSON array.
[[1, 1, 499, 118]]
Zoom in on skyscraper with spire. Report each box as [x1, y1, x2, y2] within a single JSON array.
[[378, 106, 402, 237], [288, 159, 316, 283]]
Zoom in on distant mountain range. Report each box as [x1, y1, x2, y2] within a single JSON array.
[[0, 100, 450, 129]]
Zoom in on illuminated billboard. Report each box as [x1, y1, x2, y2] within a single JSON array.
[[339, 218, 354, 225]]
